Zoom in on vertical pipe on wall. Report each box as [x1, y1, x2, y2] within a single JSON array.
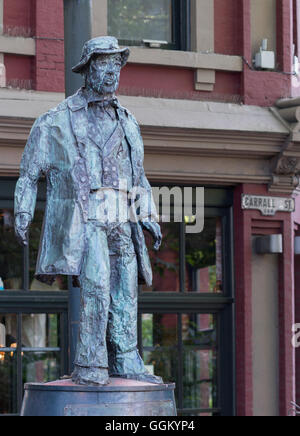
[[63, 0, 94, 371], [63, 0, 92, 97]]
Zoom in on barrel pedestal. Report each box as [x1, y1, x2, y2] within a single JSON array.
[[21, 377, 176, 416]]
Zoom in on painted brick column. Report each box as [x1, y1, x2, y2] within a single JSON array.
[[294, 199, 300, 409], [235, 183, 296, 416], [234, 184, 253, 416], [0, 0, 6, 87], [277, 0, 294, 73], [242, 0, 293, 106], [279, 214, 296, 415], [35, 0, 64, 92]]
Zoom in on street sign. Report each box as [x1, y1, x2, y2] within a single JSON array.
[[241, 194, 295, 216]]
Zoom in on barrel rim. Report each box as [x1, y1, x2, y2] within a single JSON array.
[[23, 381, 176, 393]]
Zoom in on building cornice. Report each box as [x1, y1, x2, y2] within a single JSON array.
[[0, 90, 297, 194]]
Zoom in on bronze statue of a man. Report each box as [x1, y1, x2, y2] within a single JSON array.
[[14, 37, 162, 386]]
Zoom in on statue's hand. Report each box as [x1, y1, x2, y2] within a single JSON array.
[[15, 213, 31, 246], [141, 221, 162, 251]]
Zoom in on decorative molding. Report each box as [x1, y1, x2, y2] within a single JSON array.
[[269, 99, 300, 193], [195, 69, 215, 91], [0, 94, 298, 195]]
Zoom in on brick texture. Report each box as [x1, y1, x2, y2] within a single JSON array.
[[34, 0, 65, 92]]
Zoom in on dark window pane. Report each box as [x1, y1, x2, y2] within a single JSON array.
[[0, 350, 17, 414], [108, 0, 173, 43], [0, 209, 23, 290], [141, 222, 180, 292], [183, 349, 217, 409], [23, 351, 61, 384], [182, 314, 218, 410], [142, 313, 178, 403], [22, 314, 59, 348], [29, 210, 68, 291], [0, 314, 17, 415], [142, 313, 178, 347], [0, 314, 18, 346], [185, 217, 223, 293]]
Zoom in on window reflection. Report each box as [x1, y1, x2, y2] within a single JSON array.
[[182, 314, 218, 410], [0, 209, 22, 290], [23, 352, 61, 384], [0, 314, 17, 415], [141, 222, 180, 292], [186, 217, 223, 293], [108, 0, 173, 43], [141, 312, 218, 415]]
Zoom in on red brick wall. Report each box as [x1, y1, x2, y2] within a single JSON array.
[[3, 0, 35, 37], [214, 0, 242, 55], [35, 0, 65, 92], [3, 0, 65, 92], [4, 54, 34, 89], [119, 64, 242, 103]]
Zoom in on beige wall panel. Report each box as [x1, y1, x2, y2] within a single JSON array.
[[251, 0, 277, 57], [91, 0, 107, 37], [252, 240, 279, 417], [191, 0, 214, 52], [0, 146, 23, 175]]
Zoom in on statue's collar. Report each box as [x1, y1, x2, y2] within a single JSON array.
[[68, 87, 120, 112]]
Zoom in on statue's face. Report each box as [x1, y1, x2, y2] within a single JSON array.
[[85, 53, 122, 95]]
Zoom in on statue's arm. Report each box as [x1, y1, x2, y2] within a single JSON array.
[[138, 169, 162, 251], [14, 115, 51, 246], [132, 115, 162, 250]]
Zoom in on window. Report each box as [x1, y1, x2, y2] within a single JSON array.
[[108, 0, 190, 50], [0, 179, 69, 416], [138, 187, 235, 416]]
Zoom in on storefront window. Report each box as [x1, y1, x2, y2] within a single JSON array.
[[0, 179, 69, 416], [138, 187, 235, 416], [0, 312, 67, 415], [141, 215, 224, 294], [0, 205, 67, 292]]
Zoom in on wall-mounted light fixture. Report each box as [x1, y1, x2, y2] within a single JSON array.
[[255, 235, 283, 255], [295, 237, 300, 255]]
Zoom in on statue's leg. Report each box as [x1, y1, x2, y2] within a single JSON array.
[[107, 222, 163, 384], [72, 221, 110, 386]]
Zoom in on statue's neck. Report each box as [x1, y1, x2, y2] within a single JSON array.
[[85, 85, 115, 101]]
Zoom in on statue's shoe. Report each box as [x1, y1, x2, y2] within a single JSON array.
[[111, 373, 164, 385], [108, 348, 164, 384], [71, 365, 109, 386]]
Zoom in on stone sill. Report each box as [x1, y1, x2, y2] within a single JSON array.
[[0, 34, 35, 56], [126, 47, 243, 72]]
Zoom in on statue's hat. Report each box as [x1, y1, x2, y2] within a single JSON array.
[[72, 36, 130, 74]]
